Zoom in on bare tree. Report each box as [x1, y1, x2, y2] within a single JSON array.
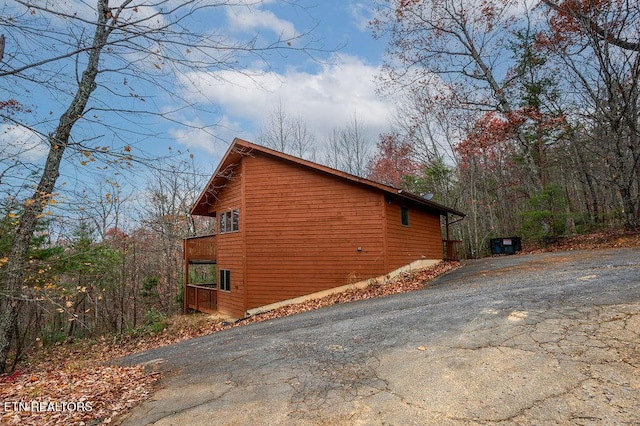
[[324, 113, 371, 177], [372, 0, 547, 191], [139, 158, 212, 312], [539, 0, 640, 227], [0, 0, 324, 373], [79, 177, 130, 241], [324, 128, 343, 171], [257, 100, 317, 160], [392, 84, 468, 167], [290, 116, 318, 161]]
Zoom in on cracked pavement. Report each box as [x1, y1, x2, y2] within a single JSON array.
[[117, 248, 640, 425]]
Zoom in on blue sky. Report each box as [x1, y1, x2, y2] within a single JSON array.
[[1, 0, 395, 212], [166, 0, 393, 165]]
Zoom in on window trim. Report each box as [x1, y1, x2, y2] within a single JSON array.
[[225, 210, 232, 232], [218, 208, 239, 234], [232, 209, 239, 232], [219, 269, 231, 292], [219, 212, 227, 233]]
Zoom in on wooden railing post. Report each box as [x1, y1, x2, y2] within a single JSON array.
[[442, 239, 462, 261], [183, 239, 188, 313]]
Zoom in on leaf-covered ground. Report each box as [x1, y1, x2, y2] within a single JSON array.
[[0, 260, 459, 425], [3, 228, 639, 425], [524, 227, 640, 252]]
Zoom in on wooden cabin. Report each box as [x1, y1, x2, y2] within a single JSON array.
[[184, 138, 464, 318]]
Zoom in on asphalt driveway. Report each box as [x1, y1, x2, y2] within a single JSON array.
[[117, 248, 640, 425]]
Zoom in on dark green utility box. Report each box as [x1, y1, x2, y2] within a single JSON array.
[[490, 237, 522, 255]]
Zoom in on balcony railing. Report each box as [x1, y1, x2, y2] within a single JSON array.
[[442, 239, 463, 261], [186, 284, 217, 314], [184, 234, 217, 263]]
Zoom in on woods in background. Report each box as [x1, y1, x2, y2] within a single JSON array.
[[369, 0, 640, 255], [0, 0, 638, 371], [0, 0, 322, 373]]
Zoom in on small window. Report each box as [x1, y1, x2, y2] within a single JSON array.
[[232, 209, 239, 232], [219, 213, 226, 234], [219, 269, 231, 292], [224, 211, 232, 232], [218, 209, 239, 234], [401, 206, 409, 226]]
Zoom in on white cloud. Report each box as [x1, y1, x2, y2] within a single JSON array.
[[349, 2, 374, 32], [225, 4, 297, 39], [9, 1, 169, 28], [178, 54, 394, 143], [0, 125, 48, 162], [168, 127, 214, 155], [167, 115, 250, 162]]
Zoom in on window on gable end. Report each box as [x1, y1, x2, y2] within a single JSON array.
[[232, 209, 239, 232], [219, 212, 226, 234], [218, 209, 240, 234], [224, 210, 232, 232]]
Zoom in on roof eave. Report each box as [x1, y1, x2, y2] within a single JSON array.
[[191, 137, 466, 219], [190, 141, 242, 216], [392, 190, 466, 218]]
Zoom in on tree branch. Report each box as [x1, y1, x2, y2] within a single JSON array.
[[540, 0, 640, 52]]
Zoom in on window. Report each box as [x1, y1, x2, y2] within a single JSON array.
[[225, 210, 232, 232], [232, 209, 239, 232], [219, 213, 226, 234], [219, 269, 231, 292], [218, 209, 239, 234], [401, 206, 409, 226]]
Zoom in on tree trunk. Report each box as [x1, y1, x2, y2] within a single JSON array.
[[0, 1, 110, 373], [572, 135, 600, 224], [537, 127, 546, 190], [619, 185, 638, 228]]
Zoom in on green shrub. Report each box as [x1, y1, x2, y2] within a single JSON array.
[[144, 309, 168, 334], [174, 281, 184, 308], [519, 185, 568, 244], [141, 276, 160, 301], [41, 327, 66, 346]]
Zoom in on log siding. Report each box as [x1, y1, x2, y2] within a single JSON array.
[[243, 153, 386, 309], [213, 171, 245, 318], [187, 138, 465, 317]]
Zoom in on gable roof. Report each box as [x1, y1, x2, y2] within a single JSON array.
[[191, 138, 465, 218]]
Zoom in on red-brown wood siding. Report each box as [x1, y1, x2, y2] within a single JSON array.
[[214, 170, 245, 318], [243, 153, 387, 309], [184, 235, 216, 261], [385, 202, 442, 269]]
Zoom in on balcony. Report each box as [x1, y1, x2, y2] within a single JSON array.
[[184, 234, 217, 263], [183, 235, 217, 313], [186, 283, 217, 314]]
